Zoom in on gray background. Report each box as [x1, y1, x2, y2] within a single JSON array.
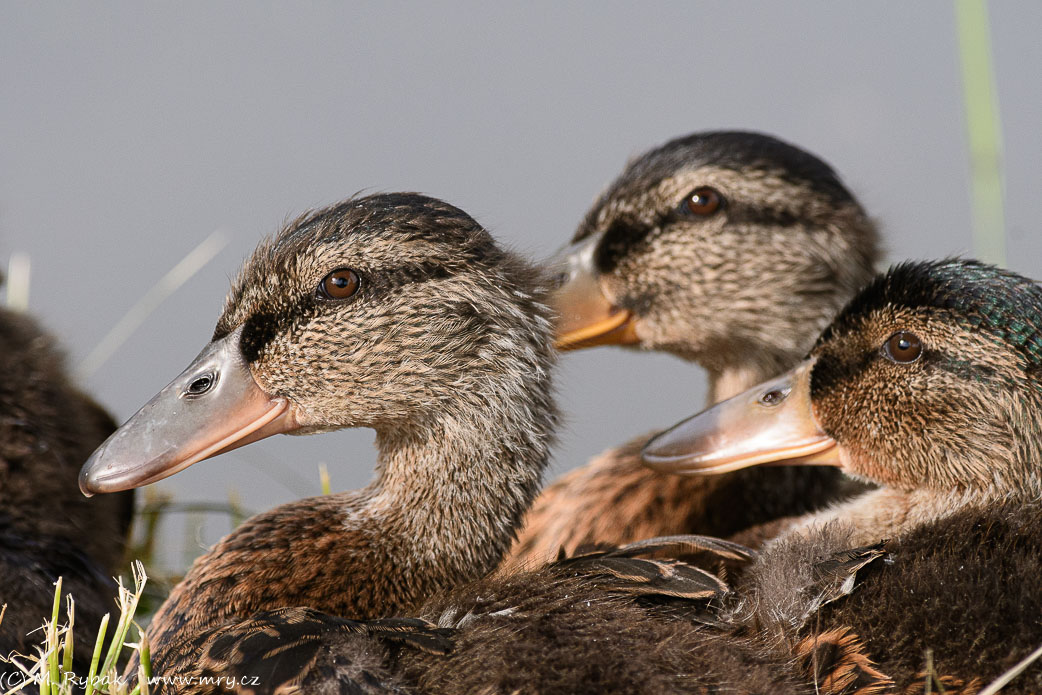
[[3, 2, 1041, 569]]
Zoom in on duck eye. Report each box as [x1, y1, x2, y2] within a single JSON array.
[[318, 269, 360, 300], [682, 186, 724, 216], [883, 331, 923, 364]]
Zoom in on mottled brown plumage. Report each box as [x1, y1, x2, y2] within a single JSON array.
[[793, 627, 893, 695], [189, 608, 453, 694], [511, 435, 864, 567], [0, 302, 134, 677], [140, 195, 558, 671], [405, 574, 804, 695], [656, 260, 1042, 691], [94, 194, 819, 694], [769, 260, 1042, 546], [812, 504, 1042, 692], [183, 538, 785, 695], [507, 131, 879, 568], [779, 261, 1042, 688]]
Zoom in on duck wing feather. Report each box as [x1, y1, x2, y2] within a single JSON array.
[[178, 607, 453, 694]]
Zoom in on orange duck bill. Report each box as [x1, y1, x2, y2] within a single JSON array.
[[79, 326, 299, 496], [549, 237, 637, 351], [641, 358, 841, 476]]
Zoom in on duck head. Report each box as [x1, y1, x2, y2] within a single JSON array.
[[551, 131, 878, 387], [643, 259, 1042, 494], [81, 193, 555, 494]]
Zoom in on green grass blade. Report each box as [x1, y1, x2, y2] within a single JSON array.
[[49, 579, 61, 630], [133, 630, 151, 695], [955, 0, 1006, 266], [84, 613, 110, 695], [100, 562, 147, 676], [137, 627, 151, 682], [46, 580, 62, 695], [319, 463, 331, 495], [61, 596, 74, 688]]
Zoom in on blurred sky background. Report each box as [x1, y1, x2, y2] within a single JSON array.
[[3, 2, 1041, 569]]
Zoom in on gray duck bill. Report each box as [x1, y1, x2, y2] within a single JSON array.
[[641, 358, 841, 475], [79, 326, 298, 495]]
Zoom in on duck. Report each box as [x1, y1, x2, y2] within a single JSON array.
[[643, 258, 1042, 689], [506, 130, 880, 569], [80, 193, 818, 694], [0, 283, 135, 678]]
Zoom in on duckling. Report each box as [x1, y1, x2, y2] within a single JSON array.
[[644, 259, 1042, 688], [81, 194, 810, 693], [0, 294, 134, 676], [508, 131, 879, 568], [82, 194, 558, 648]]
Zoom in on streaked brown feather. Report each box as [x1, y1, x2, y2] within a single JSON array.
[[811, 542, 887, 609], [794, 627, 894, 695], [185, 608, 454, 694], [554, 534, 757, 601]]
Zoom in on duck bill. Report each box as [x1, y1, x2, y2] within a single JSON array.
[[641, 359, 840, 475], [79, 326, 298, 495], [550, 237, 637, 350]]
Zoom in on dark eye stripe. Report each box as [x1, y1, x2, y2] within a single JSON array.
[[239, 295, 317, 363], [594, 219, 656, 274], [810, 348, 873, 402], [235, 261, 463, 362]]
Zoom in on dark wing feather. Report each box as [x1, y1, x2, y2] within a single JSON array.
[[810, 542, 887, 610], [184, 608, 453, 694], [361, 618, 454, 655], [556, 555, 729, 600], [604, 534, 760, 563], [553, 533, 757, 602]]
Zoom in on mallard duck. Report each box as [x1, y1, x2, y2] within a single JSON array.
[[507, 131, 879, 568], [645, 259, 1042, 689], [80, 194, 813, 694], [0, 293, 134, 678]]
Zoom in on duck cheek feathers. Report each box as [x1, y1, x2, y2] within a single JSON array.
[[642, 358, 841, 475], [79, 325, 298, 496]]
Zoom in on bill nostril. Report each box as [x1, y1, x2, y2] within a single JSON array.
[[549, 271, 569, 290], [758, 387, 790, 407], [186, 373, 216, 396]]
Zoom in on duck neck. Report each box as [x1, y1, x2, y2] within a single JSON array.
[[366, 388, 556, 595], [145, 386, 555, 648], [776, 485, 1011, 548]]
